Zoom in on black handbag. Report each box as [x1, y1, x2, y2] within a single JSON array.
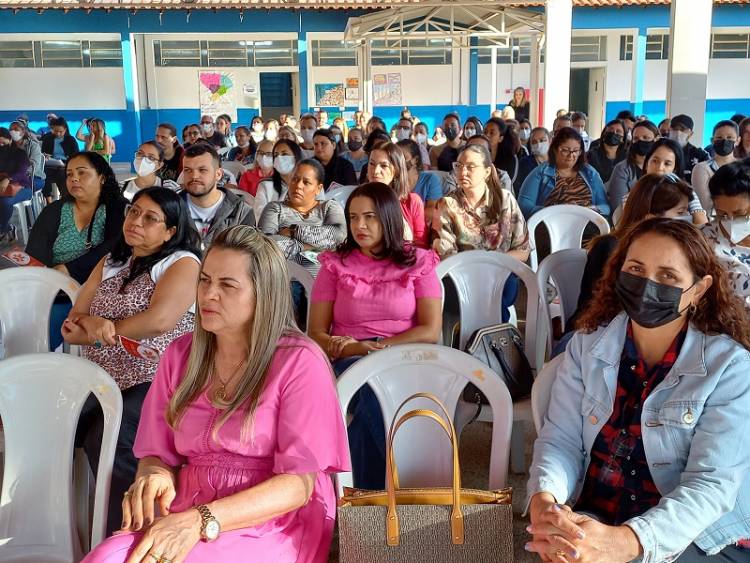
[[463, 323, 534, 403]]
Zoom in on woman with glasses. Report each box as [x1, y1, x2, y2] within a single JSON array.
[[122, 141, 181, 200], [526, 218, 750, 563], [62, 187, 201, 536], [518, 127, 609, 219], [703, 160, 750, 313]]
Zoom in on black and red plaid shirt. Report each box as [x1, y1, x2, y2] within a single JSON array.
[[575, 322, 687, 525]]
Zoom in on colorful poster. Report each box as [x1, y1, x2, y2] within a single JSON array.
[[199, 70, 237, 122], [373, 72, 402, 106], [345, 77, 359, 102], [315, 83, 345, 107]]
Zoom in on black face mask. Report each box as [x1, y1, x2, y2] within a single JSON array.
[[348, 140, 363, 152], [712, 139, 735, 157], [444, 127, 459, 141], [603, 131, 624, 147], [631, 140, 654, 157], [615, 271, 695, 329]]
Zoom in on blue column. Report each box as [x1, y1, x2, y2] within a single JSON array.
[[297, 32, 309, 114], [632, 26, 647, 116], [120, 32, 142, 154], [469, 37, 479, 108]]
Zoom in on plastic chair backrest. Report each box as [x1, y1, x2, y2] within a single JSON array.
[[436, 250, 545, 371], [0, 353, 123, 560], [323, 184, 356, 208], [286, 261, 315, 327], [229, 187, 254, 207], [531, 353, 564, 433], [527, 204, 610, 270], [0, 267, 80, 357], [221, 161, 247, 180], [612, 204, 624, 227], [536, 248, 588, 354], [336, 344, 513, 493]]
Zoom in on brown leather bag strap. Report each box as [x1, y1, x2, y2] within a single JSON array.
[[384, 395, 465, 547]]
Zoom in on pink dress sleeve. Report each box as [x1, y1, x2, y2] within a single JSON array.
[[413, 248, 442, 299], [132, 334, 192, 467], [310, 251, 339, 303], [273, 338, 351, 475], [402, 193, 428, 248]]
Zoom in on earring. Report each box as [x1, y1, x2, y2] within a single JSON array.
[[689, 303, 697, 314]]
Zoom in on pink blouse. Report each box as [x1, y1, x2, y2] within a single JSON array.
[[311, 247, 442, 340], [401, 192, 428, 248]]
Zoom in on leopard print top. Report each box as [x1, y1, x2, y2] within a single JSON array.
[[83, 262, 194, 390]]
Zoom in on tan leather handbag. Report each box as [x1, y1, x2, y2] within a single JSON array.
[[338, 392, 514, 562]]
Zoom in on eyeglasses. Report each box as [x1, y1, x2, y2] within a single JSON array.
[[256, 150, 273, 158], [124, 204, 166, 227], [558, 147, 582, 157], [452, 162, 484, 173], [134, 151, 160, 164]]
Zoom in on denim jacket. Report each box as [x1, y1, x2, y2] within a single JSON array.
[[527, 313, 750, 562], [517, 162, 610, 219]]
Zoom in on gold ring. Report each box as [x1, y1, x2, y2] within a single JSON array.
[[554, 550, 567, 559], [159, 558, 173, 563], [148, 555, 161, 562], [123, 491, 132, 498]]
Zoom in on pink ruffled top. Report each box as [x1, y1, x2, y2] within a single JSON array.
[[311, 247, 442, 340]]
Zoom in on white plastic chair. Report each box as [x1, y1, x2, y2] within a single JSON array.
[[537, 249, 587, 355], [436, 250, 545, 473], [0, 353, 123, 561], [527, 204, 610, 270], [0, 267, 81, 358], [286, 260, 315, 328], [531, 354, 564, 433], [229, 187, 254, 207], [322, 184, 356, 208], [336, 344, 513, 493], [10, 201, 31, 245]]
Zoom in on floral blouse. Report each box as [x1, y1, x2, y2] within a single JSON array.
[[432, 187, 530, 258], [702, 221, 750, 312]]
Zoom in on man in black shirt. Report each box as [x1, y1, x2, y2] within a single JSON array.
[[669, 114, 709, 182], [199, 115, 227, 149], [155, 123, 184, 182]]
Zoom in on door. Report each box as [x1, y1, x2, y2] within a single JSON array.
[[587, 67, 606, 138], [569, 68, 590, 116], [259, 72, 294, 120]]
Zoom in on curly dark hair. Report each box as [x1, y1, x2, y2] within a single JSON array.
[[576, 217, 750, 349]]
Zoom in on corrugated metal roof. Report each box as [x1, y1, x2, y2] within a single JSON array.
[[0, 0, 746, 10]]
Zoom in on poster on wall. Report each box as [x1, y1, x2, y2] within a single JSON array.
[[198, 70, 238, 121], [373, 73, 402, 106], [345, 78, 359, 102], [315, 83, 345, 107]]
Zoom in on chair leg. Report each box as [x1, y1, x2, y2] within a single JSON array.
[[510, 421, 527, 474], [73, 448, 93, 554]]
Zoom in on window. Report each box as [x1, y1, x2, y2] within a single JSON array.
[[87, 41, 123, 67], [570, 35, 607, 62], [711, 33, 750, 59], [619, 35, 634, 61], [311, 39, 357, 66], [41, 40, 83, 67], [0, 41, 34, 68], [646, 34, 669, 60], [207, 40, 248, 67], [250, 39, 297, 67], [477, 37, 533, 64], [371, 39, 402, 65], [405, 38, 452, 65], [154, 40, 201, 67]]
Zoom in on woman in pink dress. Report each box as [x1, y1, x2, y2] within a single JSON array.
[[85, 226, 350, 563]]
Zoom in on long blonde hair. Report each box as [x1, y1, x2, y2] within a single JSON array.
[[166, 226, 301, 439]]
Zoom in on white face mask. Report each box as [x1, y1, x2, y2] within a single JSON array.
[[301, 128, 315, 144], [238, 141, 250, 148], [133, 157, 157, 177], [396, 129, 411, 141], [265, 130, 278, 141], [333, 134, 342, 144], [670, 130, 689, 148], [531, 141, 549, 156], [9, 130, 23, 142], [723, 216, 750, 245], [463, 128, 477, 138], [274, 155, 296, 175], [519, 129, 531, 141], [252, 123, 263, 133], [416, 133, 427, 144], [257, 155, 273, 171], [201, 123, 213, 134]]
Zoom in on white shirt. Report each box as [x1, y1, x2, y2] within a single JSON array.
[[254, 179, 287, 221], [702, 221, 750, 313], [691, 159, 722, 214], [188, 193, 224, 239], [122, 176, 181, 201]]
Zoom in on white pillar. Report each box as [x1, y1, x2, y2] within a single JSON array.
[[357, 40, 373, 116], [666, 0, 712, 142], [543, 0, 572, 129], [529, 33, 541, 127], [490, 46, 498, 113]]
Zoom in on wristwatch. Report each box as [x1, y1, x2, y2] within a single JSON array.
[[195, 504, 221, 542]]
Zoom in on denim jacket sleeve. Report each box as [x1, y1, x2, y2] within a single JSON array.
[[626, 351, 750, 563], [525, 331, 588, 510], [518, 165, 545, 219], [582, 165, 611, 217]]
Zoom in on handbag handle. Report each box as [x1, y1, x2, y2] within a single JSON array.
[[384, 393, 464, 547]]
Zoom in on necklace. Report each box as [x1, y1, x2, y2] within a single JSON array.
[[213, 356, 247, 402]]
